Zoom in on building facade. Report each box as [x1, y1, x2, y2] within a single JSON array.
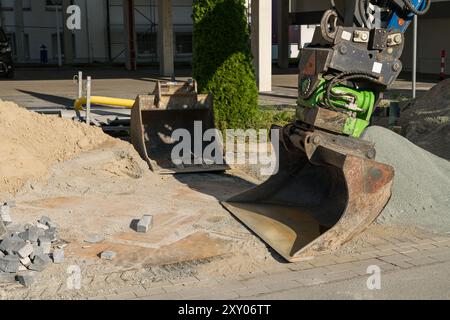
[[0, 0, 448, 76], [0, 0, 194, 64]]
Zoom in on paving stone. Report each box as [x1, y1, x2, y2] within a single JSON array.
[[309, 255, 338, 267], [18, 265, 27, 272], [375, 249, 398, 257], [434, 240, 450, 248], [114, 285, 145, 295], [332, 254, 360, 263], [429, 250, 450, 262], [105, 292, 137, 300], [17, 243, 34, 259], [413, 243, 438, 250], [234, 285, 272, 298], [0, 220, 7, 239], [406, 256, 439, 267], [265, 280, 302, 292], [196, 290, 240, 300], [0, 235, 26, 255], [46, 220, 60, 229], [52, 248, 65, 264], [44, 228, 59, 242], [287, 261, 314, 271], [241, 269, 310, 287], [326, 259, 382, 276], [136, 215, 153, 233], [100, 251, 116, 260], [20, 256, 32, 267], [4, 200, 16, 208], [134, 286, 165, 298], [0, 255, 20, 273], [376, 262, 402, 273], [164, 279, 219, 293], [321, 270, 360, 282], [38, 236, 52, 254], [402, 250, 433, 259], [36, 222, 49, 230], [16, 271, 38, 287], [136, 292, 182, 300], [0, 205, 12, 225], [19, 227, 39, 243], [377, 253, 410, 264], [84, 234, 105, 244], [38, 216, 51, 225], [169, 276, 200, 286], [30, 245, 43, 260], [0, 271, 17, 284], [393, 246, 419, 254], [29, 254, 51, 272], [353, 252, 380, 260]]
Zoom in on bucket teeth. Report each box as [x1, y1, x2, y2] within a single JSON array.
[[222, 125, 394, 262]]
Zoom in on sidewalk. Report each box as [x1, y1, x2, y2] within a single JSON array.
[[86, 233, 450, 300]]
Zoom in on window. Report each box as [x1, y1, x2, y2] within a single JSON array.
[[7, 33, 30, 59], [46, 0, 62, 6], [51, 32, 64, 59], [137, 32, 157, 57], [0, 29, 7, 42], [0, 0, 31, 11], [175, 33, 192, 55], [46, 0, 62, 11]]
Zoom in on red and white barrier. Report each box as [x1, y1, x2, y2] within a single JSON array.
[[440, 50, 446, 80]]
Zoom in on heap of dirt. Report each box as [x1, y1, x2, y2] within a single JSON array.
[[363, 126, 450, 233], [400, 79, 450, 160], [0, 100, 114, 196]]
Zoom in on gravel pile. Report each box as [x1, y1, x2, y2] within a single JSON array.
[[363, 126, 450, 233], [400, 79, 450, 160]]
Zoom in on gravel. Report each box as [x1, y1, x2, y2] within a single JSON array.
[[363, 126, 450, 233]]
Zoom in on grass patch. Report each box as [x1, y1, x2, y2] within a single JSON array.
[[249, 106, 296, 130]]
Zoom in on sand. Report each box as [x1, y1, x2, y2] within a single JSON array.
[[400, 79, 450, 160], [0, 100, 114, 196], [364, 126, 450, 233]]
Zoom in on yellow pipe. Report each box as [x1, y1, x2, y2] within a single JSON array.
[[74, 96, 135, 111]]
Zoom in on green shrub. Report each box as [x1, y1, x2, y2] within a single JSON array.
[[192, 0, 259, 131]]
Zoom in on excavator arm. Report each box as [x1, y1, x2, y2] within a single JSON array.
[[297, 0, 430, 138], [223, 0, 431, 262]]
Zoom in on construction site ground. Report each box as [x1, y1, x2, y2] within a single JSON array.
[[0, 67, 449, 300]]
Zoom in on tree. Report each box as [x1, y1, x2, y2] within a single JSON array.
[[192, 0, 259, 131]]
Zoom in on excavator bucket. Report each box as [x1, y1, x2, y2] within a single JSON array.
[[131, 80, 229, 174], [222, 125, 394, 262]]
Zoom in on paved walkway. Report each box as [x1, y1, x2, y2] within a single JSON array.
[[0, 68, 438, 110], [85, 233, 450, 300]]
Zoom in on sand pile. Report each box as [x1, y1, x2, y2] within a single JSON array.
[[400, 79, 450, 160], [0, 100, 114, 195], [364, 126, 450, 233]]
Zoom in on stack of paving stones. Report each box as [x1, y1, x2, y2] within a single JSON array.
[[0, 203, 64, 288]]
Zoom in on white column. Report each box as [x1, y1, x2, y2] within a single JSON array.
[[123, 0, 137, 71], [277, 0, 290, 69], [412, 15, 418, 98], [14, 0, 25, 62], [251, 0, 272, 92], [158, 0, 174, 77], [62, 0, 74, 64]]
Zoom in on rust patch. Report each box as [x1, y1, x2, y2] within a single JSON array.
[[67, 232, 231, 267], [23, 196, 85, 209]]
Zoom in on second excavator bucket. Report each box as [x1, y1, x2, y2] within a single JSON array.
[[131, 80, 229, 174], [222, 125, 394, 262]]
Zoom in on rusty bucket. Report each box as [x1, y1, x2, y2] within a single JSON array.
[[222, 125, 394, 262], [131, 81, 229, 174]]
